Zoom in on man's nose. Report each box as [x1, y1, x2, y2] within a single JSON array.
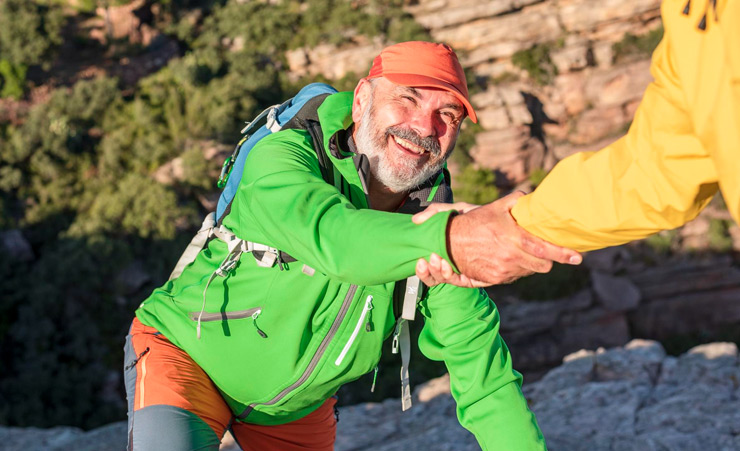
[[409, 113, 437, 138]]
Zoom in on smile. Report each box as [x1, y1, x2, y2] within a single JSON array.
[[392, 135, 426, 155]]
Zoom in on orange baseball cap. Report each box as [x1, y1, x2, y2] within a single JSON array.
[[367, 41, 477, 123]]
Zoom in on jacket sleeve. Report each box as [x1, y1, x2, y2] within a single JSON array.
[[511, 31, 718, 252], [417, 284, 546, 450], [232, 129, 454, 286]]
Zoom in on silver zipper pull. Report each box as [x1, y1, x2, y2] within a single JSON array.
[[252, 310, 267, 338], [365, 296, 374, 332], [391, 319, 404, 354]]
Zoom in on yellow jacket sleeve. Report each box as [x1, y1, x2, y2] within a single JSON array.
[[512, 24, 719, 252]]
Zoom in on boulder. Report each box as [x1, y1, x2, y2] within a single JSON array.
[[557, 0, 661, 33], [550, 36, 589, 73], [0, 229, 34, 262], [433, 2, 560, 57], [407, 0, 542, 30], [583, 60, 652, 109], [591, 270, 641, 312], [582, 246, 632, 273]]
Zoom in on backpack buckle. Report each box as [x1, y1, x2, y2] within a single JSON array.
[[217, 155, 234, 189]]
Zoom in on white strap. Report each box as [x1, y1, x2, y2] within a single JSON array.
[[169, 212, 216, 281], [214, 224, 242, 253], [266, 107, 283, 133], [245, 241, 280, 267], [399, 319, 412, 411], [402, 276, 421, 321]]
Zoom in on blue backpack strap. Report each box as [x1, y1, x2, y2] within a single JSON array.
[[215, 83, 337, 224]]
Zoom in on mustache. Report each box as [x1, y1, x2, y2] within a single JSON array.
[[385, 126, 441, 157]]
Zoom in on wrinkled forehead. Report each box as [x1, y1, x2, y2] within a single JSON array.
[[396, 85, 464, 112], [372, 78, 464, 112]]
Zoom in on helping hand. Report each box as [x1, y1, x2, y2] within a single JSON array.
[[414, 192, 582, 287]]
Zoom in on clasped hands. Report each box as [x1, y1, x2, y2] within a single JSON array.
[[413, 191, 582, 288]]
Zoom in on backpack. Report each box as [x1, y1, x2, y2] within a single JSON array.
[[167, 82, 337, 282]]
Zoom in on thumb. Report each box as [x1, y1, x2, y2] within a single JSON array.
[[412, 203, 449, 224], [500, 190, 527, 210]]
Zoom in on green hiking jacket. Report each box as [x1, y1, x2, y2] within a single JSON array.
[[136, 91, 546, 450]]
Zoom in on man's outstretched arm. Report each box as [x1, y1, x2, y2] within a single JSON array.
[[414, 192, 582, 286]]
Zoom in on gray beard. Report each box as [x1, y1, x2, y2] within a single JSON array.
[[354, 98, 446, 193]]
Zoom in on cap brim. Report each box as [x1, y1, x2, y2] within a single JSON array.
[[381, 73, 477, 123]]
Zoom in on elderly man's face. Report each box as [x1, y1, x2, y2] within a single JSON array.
[[352, 77, 464, 193]]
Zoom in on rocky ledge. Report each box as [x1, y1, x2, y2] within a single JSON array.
[[2, 340, 738, 450]]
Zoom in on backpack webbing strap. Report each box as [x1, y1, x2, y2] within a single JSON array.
[[169, 212, 217, 281], [304, 119, 334, 187], [401, 275, 422, 321], [281, 93, 334, 187], [391, 318, 413, 411]]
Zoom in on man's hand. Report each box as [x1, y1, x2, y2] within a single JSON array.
[[416, 253, 489, 288], [412, 201, 480, 224], [415, 192, 582, 287]]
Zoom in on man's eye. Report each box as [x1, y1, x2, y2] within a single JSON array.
[[442, 112, 459, 123], [401, 96, 417, 104]]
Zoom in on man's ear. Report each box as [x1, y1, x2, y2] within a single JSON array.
[[352, 78, 372, 123]]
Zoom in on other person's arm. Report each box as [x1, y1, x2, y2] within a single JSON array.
[[512, 33, 718, 251]]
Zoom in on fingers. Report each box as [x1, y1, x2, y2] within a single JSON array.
[[499, 190, 527, 210], [412, 202, 481, 224], [419, 254, 491, 288], [519, 230, 582, 265], [416, 258, 440, 287]]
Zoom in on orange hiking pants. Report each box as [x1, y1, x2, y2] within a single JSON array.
[[123, 318, 337, 451]]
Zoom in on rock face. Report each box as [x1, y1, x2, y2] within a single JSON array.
[[0, 229, 34, 262], [285, 0, 662, 188], [527, 340, 740, 451], [496, 252, 740, 377], [9, 340, 734, 450], [337, 340, 740, 450]]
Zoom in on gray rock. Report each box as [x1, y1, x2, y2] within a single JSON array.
[[529, 340, 740, 451], [4, 340, 738, 450], [582, 246, 632, 274], [0, 229, 34, 262], [115, 260, 151, 295], [591, 270, 642, 311], [0, 426, 84, 450]]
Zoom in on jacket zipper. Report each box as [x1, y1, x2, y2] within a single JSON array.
[[238, 284, 359, 419], [334, 295, 373, 366], [188, 307, 262, 322]]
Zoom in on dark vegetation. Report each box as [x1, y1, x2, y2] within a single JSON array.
[[511, 41, 560, 86], [612, 25, 664, 64], [0, 0, 442, 429]]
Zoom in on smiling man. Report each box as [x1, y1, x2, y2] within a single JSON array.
[[124, 42, 571, 451]]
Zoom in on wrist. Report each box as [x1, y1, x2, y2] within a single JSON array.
[[445, 211, 461, 273]]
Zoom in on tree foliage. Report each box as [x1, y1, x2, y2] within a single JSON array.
[[0, 0, 436, 429], [0, 0, 64, 98]]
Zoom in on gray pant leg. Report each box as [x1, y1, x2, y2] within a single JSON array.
[[124, 332, 221, 451], [131, 405, 222, 451]]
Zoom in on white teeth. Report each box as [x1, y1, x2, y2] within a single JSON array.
[[393, 136, 425, 155]]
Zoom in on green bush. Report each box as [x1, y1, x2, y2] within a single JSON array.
[[512, 42, 558, 86], [0, 59, 27, 99], [612, 25, 664, 64], [453, 165, 500, 205], [0, 0, 64, 98], [643, 229, 679, 256], [528, 168, 548, 188], [708, 218, 733, 252], [491, 262, 591, 302]]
